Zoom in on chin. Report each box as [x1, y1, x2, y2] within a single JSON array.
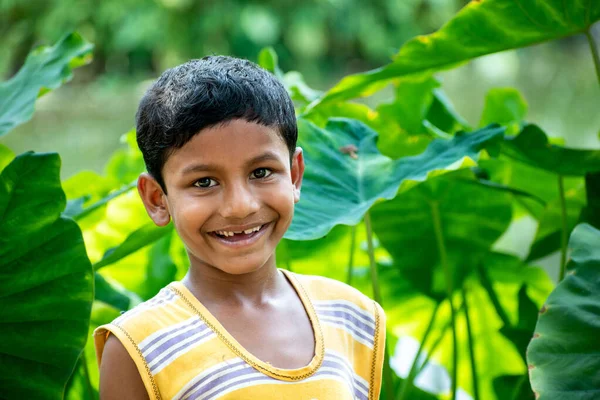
[[201, 251, 274, 275]]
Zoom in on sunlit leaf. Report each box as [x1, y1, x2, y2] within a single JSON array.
[[311, 0, 600, 106], [0, 33, 93, 136], [287, 118, 504, 240], [527, 224, 600, 400], [93, 222, 173, 270], [0, 143, 14, 171], [0, 153, 93, 399], [141, 234, 178, 300], [257, 47, 283, 78], [479, 88, 528, 135]]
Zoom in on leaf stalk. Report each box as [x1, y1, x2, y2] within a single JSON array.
[[397, 301, 441, 400], [364, 212, 394, 400], [462, 285, 480, 400], [558, 176, 568, 282], [346, 225, 357, 285], [430, 201, 457, 400], [585, 28, 600, 86]]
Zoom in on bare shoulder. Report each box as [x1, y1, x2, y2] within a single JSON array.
[[99, 334, 150, 400]]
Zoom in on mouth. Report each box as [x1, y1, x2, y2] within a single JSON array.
[[208, 223, 271, 247]]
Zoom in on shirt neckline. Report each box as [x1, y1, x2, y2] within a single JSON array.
[[167, 269, 324, 381]]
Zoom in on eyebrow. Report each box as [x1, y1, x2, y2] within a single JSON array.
[[180, 151, 283, 175]]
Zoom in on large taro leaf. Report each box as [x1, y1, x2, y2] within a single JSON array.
[[369, 171, 513, 297], [0, 153, 93, 399], [309, 0, 600, 107], [287, 118, 504, 240], [0, 33, 93, 136], [527, 223, 600, 400]]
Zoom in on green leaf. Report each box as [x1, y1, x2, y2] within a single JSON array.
[[257, 47, 283, 78], [311, 0, 600, 106], [503, 124, 600, 176], [499, 286, 539, 361], [287, 118, 504, 240], [377, 74, 440, 134], [493, 374, 534, 400], [0, 143, 14, 171], [0, 152, 93, 399], [526, 181, 586, 261], [312, 0, 600, 107], [94, 273, 141, 311], [0, 33, 93, 136], [479, 88, 528, 135], [370, 172, 513, 296], [103, 129, 145, 186], [527, 223, 600, 400], [304, 100, 433, 159], [580, 172, 600, 230], [93, 222, 173, 270], [426, 89, 470, 134], [141, 234, 178, 300]]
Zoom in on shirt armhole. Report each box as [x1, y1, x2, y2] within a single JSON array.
[[94, 323, 161, 400], [369, 301, 386, 400]]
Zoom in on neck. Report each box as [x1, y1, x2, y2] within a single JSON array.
[[182, 256, 285, 307]]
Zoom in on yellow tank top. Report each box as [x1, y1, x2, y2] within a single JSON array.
[[94, 270, 386, 400]]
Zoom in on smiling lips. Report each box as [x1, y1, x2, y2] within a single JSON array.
[[214, 225, 263, 237], [209, 223, 269, 245]]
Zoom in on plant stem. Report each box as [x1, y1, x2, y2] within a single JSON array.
[[397, 301, 441, 400], [430, 201, 457, 400], [346, 225, 357, 285], [585, 28, 600, 86], [364, 212, 382, 305], [364, 211, 394, 400], [558, 176, 568, 282], [462, 285, 480, 400], [417, 300, 465, 374]]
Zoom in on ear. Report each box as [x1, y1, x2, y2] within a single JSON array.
[[137, 173, 171, 226], [291, 147, 305, 203]]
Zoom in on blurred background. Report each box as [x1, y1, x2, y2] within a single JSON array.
[[1, 0, 599, 179]]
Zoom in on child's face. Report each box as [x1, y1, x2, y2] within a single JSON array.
[[139, 119, 304, 275]]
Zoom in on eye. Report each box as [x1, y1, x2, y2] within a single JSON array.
[[251, 168, 272, 179], [193, 177, 218, 188]]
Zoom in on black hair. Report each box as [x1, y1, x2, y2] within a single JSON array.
[[135, 55, 297, 192]]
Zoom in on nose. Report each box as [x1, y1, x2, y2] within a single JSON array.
[[219, 181, 260, 220]]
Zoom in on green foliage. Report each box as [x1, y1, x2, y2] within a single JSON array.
[[0, 153, 93, 399], [371, 172, 512, 298], [312, 0, 600, 107], [288, 118, 504, 239], [0, 33, 92, 136], [527, 224, 600, 400]]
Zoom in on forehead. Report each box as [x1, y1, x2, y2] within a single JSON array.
[[163, 119, 288, 173]]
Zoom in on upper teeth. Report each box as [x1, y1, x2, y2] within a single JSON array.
[[216, 225, 262, 237]]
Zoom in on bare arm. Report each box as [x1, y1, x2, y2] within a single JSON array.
[[99, 334, 150, 400]]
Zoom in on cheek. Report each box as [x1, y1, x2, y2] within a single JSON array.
[[264, 182, 296, 220], [171, 197, 212, 230]]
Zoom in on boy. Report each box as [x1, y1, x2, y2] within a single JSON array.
[[94, 56, 386, 400]]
